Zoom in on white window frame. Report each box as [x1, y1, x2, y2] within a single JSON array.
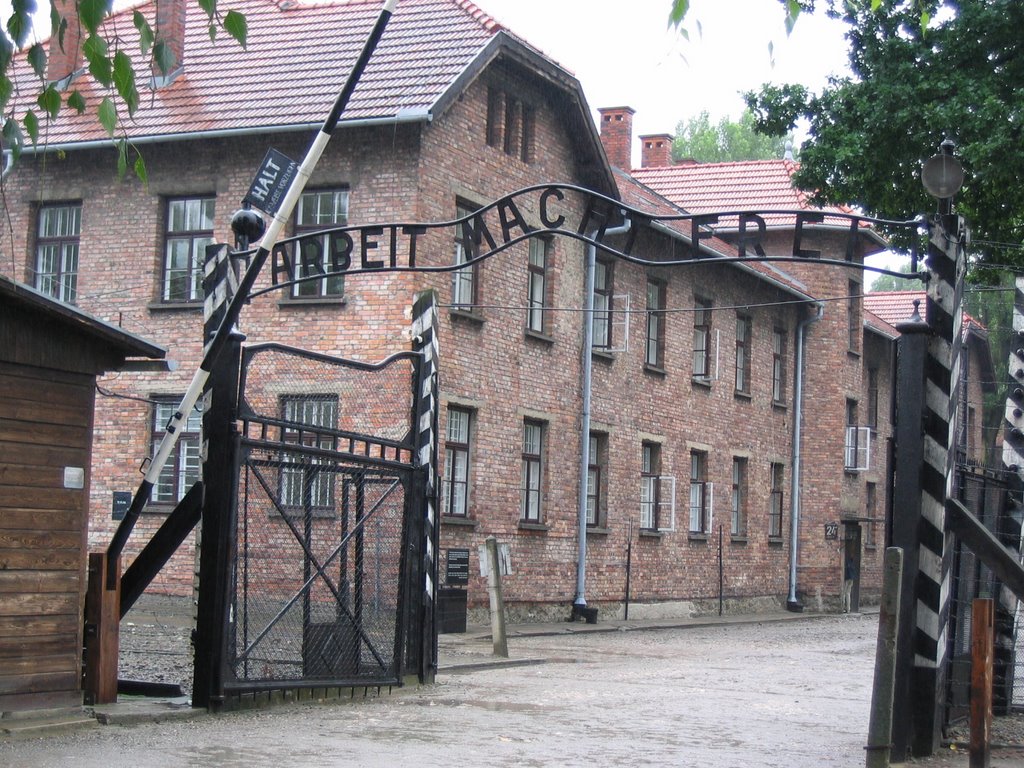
[[35, 202, 81, 304], [845, 426, 871, 471], [292, 188, 349, 299]]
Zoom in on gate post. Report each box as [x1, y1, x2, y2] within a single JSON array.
[[891, 303, 929, 759], [997, 274, 1024, 711], [193, 243, 243, 709], [411, 290, 440, 683], [912, 192, 967, 754]]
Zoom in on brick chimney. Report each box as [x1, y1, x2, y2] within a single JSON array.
[[47, 0, 83, 87], [639, 134, 675, 169], [152, 0, 187, 84], [597, 106, 635, 170]]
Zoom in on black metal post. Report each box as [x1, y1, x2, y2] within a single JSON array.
[[890, 304, 930, 760]]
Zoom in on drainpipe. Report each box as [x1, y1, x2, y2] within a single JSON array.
[[574, 217, 631, 618], [787, 302, 823, 612]]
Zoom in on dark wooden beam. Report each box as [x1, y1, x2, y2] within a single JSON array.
[[946, 499, 1024, 602]]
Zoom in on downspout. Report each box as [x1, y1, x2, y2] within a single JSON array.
[[574, 217, 631, 619], [787, 302, 823, 612]]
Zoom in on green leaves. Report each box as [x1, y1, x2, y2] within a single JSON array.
[[98, 96, 116, 136], [134, 11, 155, 56], [112, 50, 138, 115], [0, 0, 251, 174], [224, 10, 247, 48], [667, 0, 690, 28]]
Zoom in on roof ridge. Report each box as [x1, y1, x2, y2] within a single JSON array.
[[451, 0, 503, 32]]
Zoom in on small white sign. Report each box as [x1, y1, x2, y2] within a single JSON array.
[[63, 466, 85, 489], [477, 542, 512, 577]]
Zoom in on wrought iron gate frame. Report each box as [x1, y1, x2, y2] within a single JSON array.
[[218, 341, 427, 700]]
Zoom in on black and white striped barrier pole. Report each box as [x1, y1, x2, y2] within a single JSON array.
[[106, 0, 398, 581], [411, 290, 440, 680], [914, 201, 966, 753], [998, 275, 1024, 708]]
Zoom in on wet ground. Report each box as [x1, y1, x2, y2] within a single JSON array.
[[4, 608, 1024, 767]]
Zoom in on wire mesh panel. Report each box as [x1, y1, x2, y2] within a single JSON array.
[[229, 344, 421, 691]]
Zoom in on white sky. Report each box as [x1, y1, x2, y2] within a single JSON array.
[[480, 0, 854, 165]]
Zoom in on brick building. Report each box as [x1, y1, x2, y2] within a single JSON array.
[[0, 0, 916, 621]]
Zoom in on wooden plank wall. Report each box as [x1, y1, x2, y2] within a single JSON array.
[[0, 360, 93, 711]]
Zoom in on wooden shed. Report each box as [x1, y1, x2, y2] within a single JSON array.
[[0, 276, 164, 713]]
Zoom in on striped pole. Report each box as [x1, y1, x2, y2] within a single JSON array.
[[915, 208, 966, 753], [997, 274, 1024, 707], [106, 0, 397, 578], [411, 290, 439, 681]]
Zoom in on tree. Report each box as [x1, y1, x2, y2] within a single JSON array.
[[0, 0, 246, 177], [743, 0, 1024, 265], [673, 109, 791, 163]]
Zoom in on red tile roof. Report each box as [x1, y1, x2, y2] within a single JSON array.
[[10, 0, 502, 146], [864, 290, 986, 331], [631, 159, 862, 229], [615, 168, 814, 301]]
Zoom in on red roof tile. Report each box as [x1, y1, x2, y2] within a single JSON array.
[[615, 168, 814, 301], [632, 159, 861, 229], [10, 0, 501, 146], [864, 290, 986, 331]]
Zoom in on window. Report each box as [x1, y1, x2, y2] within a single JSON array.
[[35, 202, 81, 304], [688, 450, 710, 534], [443, 407, 472, 517], [967, 406, 978, 462], [484, 87, 534, 162], [645, 279, 665, 368], [640, 442, 661, 530], [485, 88, 503, 147], [735, 314, 752, 394], [848, 279, 861, 352], [503, 96, 521, 157], [452, 202, 478, 310], [280, 396, 338, 510], [867, 368, 879, 429], [292, 189, 349, 299], [769, 462, 784, 539], [731, 457, 748, 536], [521, 420, 544, 523], [865, 482, 877, 548], [772, 328, 786, 404], [586, 433, 607, 527], [526, 237, 550, 333], [845, 398, 871, 471], [592, 258, 613, 350], [163, 196, 215, 302], [151, 398, 203, 504], [520, 105, 536, 164], [693, 297, 712, 378]]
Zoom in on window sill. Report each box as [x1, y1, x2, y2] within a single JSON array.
[[772, 400, 788, 411], [691, 376, 712, 389], [768, 537, 785, 546], [847, 348, 861, 359], [730, 535, 748, 545], [518, 521, 550, 532], [734, 390, 752, 401], [278, 296, 347, 309], [148, 300, 202, 312], [586, 526, 611, 536], [591, 348, 614, 363], [688, 533, 709, 543], [643, 363, 666, 377], [524, 328, 554, 345], [638, 529, 663, 539], [450, 308, 484, 325], [441, 515, 478, 528]]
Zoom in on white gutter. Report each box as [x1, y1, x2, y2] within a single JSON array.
[[17, 109, 432, 156]]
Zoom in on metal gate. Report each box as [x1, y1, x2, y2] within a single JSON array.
[[946, 467, 1013, 724], [226, 343, 426, 698]]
